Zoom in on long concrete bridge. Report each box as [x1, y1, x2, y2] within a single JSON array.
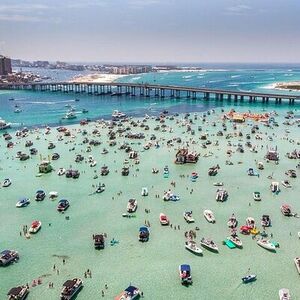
[[1, 82, 300, 104]]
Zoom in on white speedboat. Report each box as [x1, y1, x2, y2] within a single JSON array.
[[28, 220, 42, 234], [213, 182, 223, 186], [227, 214, 237, 228], [127, 199, 137, 213], [257, 239, 276, 251], [89, 160, 97, 167], [49, 191, 58, 199], [281, 180, 292, 188], [16, 197, 30, 208], [246, 217, 255, 228], [270, 181, 280, 193], [294, 257, 300, 274], [57, 168, 66, 176], [64, 111, 77, 119], [261, 215, 271, 227], [159, 213, 169, 225], [112, 110, 126, 121], [185, 240, 203, 255], [0, 119, 11, 130], [279, 288, 291, 300], [203, 210, 215, 223], [228, 234, 243, 248], [141, 187, 148, 196], [184, 211, 195, 223], [253, 191, 261, 201], [2, 178, 11, 187], [200, 238, 218, 252]]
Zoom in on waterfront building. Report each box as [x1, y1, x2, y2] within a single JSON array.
[[0, 55, 12, 75]]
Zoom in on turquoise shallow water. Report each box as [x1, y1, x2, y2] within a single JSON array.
[[0, 105, 300, 299]]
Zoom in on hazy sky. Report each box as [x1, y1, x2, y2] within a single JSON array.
[[0, 0, 299, 63]]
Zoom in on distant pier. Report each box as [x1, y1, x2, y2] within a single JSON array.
[[0, 82, 299, 104]]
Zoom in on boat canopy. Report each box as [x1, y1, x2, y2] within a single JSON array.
[[124, 286, 138, 295], [180, 264, 191, 272], [139, 227, 148, 232]]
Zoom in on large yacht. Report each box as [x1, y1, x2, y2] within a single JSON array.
[[60, 278, 83, 300]]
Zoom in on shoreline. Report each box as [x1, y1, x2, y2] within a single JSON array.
[[273, 81, 300, 92], [69, 73, 126, 83]]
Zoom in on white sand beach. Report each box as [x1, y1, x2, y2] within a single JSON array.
[[70, 73, 125, 83]]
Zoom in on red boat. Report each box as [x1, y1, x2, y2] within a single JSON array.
[[159, 213, 169, 225], [240, 225, 251, 235]]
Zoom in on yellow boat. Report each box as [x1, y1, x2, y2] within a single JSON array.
[[250, 228, 260, 235]]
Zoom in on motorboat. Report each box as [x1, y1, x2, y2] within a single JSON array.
[[208, 166, 218, 176], [121, 166, 130, 176], [93, 234, 105, 249], [60, 278, 83, 300], [240, 225, 252, 235], [16, 197, 30, 208], [246, 217, 255, 229], [163, 191, 180, 201], [127, 199, 137, 213], [185, 240, 203, 255], [247, 168, 259, 176], [114, 285, 141, 300], [294, 257, 300, 274], [213, 182, 223, 186], [257, 239, 276, 251], [49, 191, 58, 199], [200, 238, 218, 252], [101, 165, 109, 176], [7, 285, 29, 300], [270, 181, 280, 193], [228, 234, 243, 248], [112, 110, 126, 121], [0, 249, 19, 266], [89, 160, 97, 167], [159, 213, 169, 225], [215, 189, 228, 202], [227, 214, 238, 228], [184, 211, 195, 223], [242, 274, 257, 283], [280, 204, 292, 216], [281, 180, 292, 188], [35, 190, 46, 201], [279, 288, 291, 300], [0, 119, 11, 130], [63, 111, 77, 119], [57, 199, 70, 212], [261, 215, 271, 227], [253, 191, 261, 201], [95, 183, 105, 193], [28, 220, 42, 234], [179, 264, 193, 285], [141, 187, 148, 196], [57, 168, 66, 176], [2, 178, 12, 187], [285, 169, 297, 178], [139, 226, 149, 242], [203, 210, 216, 223]]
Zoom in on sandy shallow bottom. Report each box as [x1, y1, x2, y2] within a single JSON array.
[[0, 107, 299, 300]]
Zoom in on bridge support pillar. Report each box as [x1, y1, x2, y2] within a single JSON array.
[[192, 91, 196, 99]]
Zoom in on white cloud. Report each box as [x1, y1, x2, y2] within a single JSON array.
[[226, 4, 252, 15]]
